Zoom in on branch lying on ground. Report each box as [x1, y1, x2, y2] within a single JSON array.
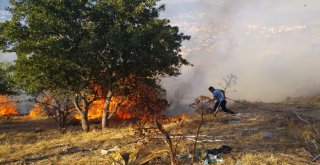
[[294, 111, 319, 135], [312, 153, 320, 162], [186, 138, 222, 143]]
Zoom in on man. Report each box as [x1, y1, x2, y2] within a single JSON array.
[[208, 86, 235, 115]]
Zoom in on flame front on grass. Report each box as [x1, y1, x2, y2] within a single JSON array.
[[0, 96, 18, 116], [161, 114, 188, 123]]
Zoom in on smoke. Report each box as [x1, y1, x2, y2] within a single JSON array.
[[161, 0, 320, 103], [1, 0, 320, 104]]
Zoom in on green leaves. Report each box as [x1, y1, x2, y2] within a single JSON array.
[[0, 62, 17, 95], [1, 0, 191, 98]]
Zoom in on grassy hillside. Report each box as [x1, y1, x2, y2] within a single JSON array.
[[0, 98, 319, 164]]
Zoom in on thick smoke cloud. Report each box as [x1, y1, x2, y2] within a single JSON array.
[[161, 0, 320, 102]]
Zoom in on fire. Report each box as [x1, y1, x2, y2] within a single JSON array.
[[160, 114, 188, 123], [74, 83, 187, 123], [0, 96, 18, 116], [28, 95, 52, 119], [117, 110, 133, 119], [86, 99, 104, 120], [74, 96, 133, 120], [29, 104, 47, 119]]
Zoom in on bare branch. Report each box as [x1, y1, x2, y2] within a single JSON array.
[[312, 153, 320, 162], [218, 74, 237, 92], [294, 111, 319, 135]]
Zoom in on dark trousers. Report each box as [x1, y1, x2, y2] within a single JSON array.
[[213, 100, 235, 114]]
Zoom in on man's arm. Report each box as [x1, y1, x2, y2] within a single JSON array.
[[211, 94, 217, 102], [211, 97, 216, 102], [221, 90, 226, 98]]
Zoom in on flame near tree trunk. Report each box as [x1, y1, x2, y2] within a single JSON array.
[[0, 96, 18, 116], [74, 83, 188, 122], [74, 97, 130, 120]]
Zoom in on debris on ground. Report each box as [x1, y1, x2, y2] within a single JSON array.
[[101, 146, 120, 155], [203, 145, 232, 164], [262, 131, 275, 139]]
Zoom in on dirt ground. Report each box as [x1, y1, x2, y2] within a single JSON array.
[[0, 97, 319, 165]]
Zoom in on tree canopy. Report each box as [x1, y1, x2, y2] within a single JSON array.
[[0, 0, 190, 93], [0, 0, 191, 130], [0, 63, 16, 95]]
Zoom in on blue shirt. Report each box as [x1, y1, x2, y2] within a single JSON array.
[[212, 89, 225, 102]]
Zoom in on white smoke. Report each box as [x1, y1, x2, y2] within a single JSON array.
[[161, 0, 320, 103]]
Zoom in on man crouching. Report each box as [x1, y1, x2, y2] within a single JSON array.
[[208, 86, 235, 115]]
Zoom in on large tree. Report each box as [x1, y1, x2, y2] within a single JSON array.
[[0, 0, 190, 131], [0, 0, 102, 131], [91, 0, 191, 129]]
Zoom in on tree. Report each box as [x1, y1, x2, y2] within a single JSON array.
[[0, 0, 102, 131], [123, 82, 178, 165], [33, 91, 75, 130], [90, 0, 190, 129], [218, 73, 237, 92], [119, 82, 169, 134], [0, 0, 190, 131]]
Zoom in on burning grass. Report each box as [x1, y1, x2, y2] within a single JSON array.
[[0, 98, 319, 164]]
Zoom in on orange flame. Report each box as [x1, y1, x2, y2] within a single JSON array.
[[160, 114, 188, 123], [74, 96, 134, 120], [29, 104, 47, 119], [86, 99, 104, 120], [0, 96, 18, 116], [73, 83, 187, 122], [28, 95, 52, 119]]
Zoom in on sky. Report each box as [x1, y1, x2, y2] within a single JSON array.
[[160, 0, 320, 103], [1, 0, 320, 103]]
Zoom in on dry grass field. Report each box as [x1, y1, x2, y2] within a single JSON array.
[[0, 96, 319, 165]]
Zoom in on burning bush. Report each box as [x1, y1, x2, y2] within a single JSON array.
[[120, 83, 168, 121], [0, 96, 18, 116], [31, 92, 76, 129], [84, 83, 169, 122]]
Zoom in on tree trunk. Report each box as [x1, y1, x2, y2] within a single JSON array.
[[102, 90, 113, 129], [73, 95, 90, 132], [80, 112, 90, 132]]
